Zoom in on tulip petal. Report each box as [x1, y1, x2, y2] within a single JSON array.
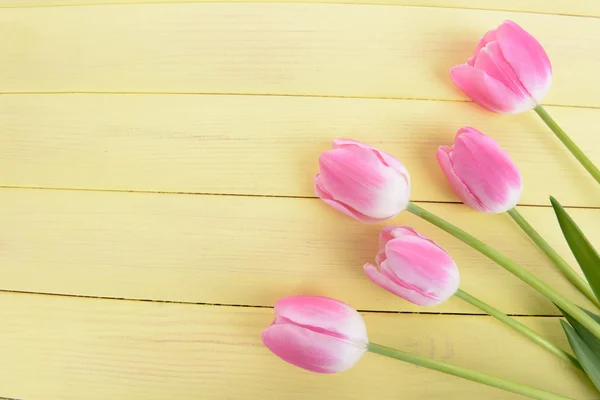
[[496, 20, 552, 103], [436, 145, 490, 212], [274, 296, 368, 344], [474, 42, 533, 104], [364, 263, 443, 306], [450, 64, 535, 114], [468, 28, 498, 66], [379, 225, 430, 250], [316, 146, 408, 221], [375, 249, 387, 266], [314, 176, 390, 224], [262, 323, 366, 374], [451, 127, 523, 213], [388, 225, 450, 254], [333, 139, 411, 187], [378, 225, 417, 248], [379, 226, 398, 249], [383, 236, 460, 304]]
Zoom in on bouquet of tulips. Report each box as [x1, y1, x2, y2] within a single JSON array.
[[261, 21, 600, 399]]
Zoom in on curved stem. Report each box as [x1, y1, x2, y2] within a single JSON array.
[[406, 202, 600, 340], [534, 105, 600, 185], [368, 342, 574, 400], [507, 207, 600, 310], [454, 289, 581, 370]]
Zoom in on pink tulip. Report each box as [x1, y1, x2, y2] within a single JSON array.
[[364, 226, 460, 306], [437, 127, 523, 213], [314, 139, 410, 223], [262, 296, 368, 374], [450, 20, 552, 114]]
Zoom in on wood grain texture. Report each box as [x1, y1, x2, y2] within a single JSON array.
[[1, 4, 600, 107], [2, 1, 600, 398], [2, 94, 600, 207], [2, 0, 600, 18], [0, 291, 595, 400], [1, 188, 598, 315]]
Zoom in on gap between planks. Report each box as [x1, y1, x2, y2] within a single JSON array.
[[0, 289, 565, 318], [0, 0, 599, 21], [0, 91, 598, 111], [0, 185, 594, 212], [1, 185, 599, 211]]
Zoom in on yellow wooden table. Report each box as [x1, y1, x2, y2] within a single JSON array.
[[2, 1, 600, 399]]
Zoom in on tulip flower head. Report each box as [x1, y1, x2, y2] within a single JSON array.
[[262, 296, 369, 374], [314, 139, 411, 223], [437, 127, 523, 214], [450, 20, 552, 114], [364, 226, 460, 306]]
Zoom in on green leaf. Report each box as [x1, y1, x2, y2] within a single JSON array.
[[559, 306, 600, 360], [550, 196, 600, 302], [583, 308, 600, 325], [561, 320, 600, 392]]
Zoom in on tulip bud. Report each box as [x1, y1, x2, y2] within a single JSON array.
[[364, 226, 460, 306], [450, 20, 552, 114], [437, 127, 523, 214], [314, 139, 410, 223], [262, 296, 368, 373]]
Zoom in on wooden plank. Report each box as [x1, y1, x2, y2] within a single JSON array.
[[2, 0, 599, 18], [1, 5, 599, 107], [1, 188, 598, 315], [0, 292, 594, 400], [2, 94, 600, 207]]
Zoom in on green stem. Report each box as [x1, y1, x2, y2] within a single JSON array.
[[368, 342, 574, 400], [454, 289, 581, 370], [406, 202, 600, 340], [507, 207, 600, 310], [534, 105, 600, 185]]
